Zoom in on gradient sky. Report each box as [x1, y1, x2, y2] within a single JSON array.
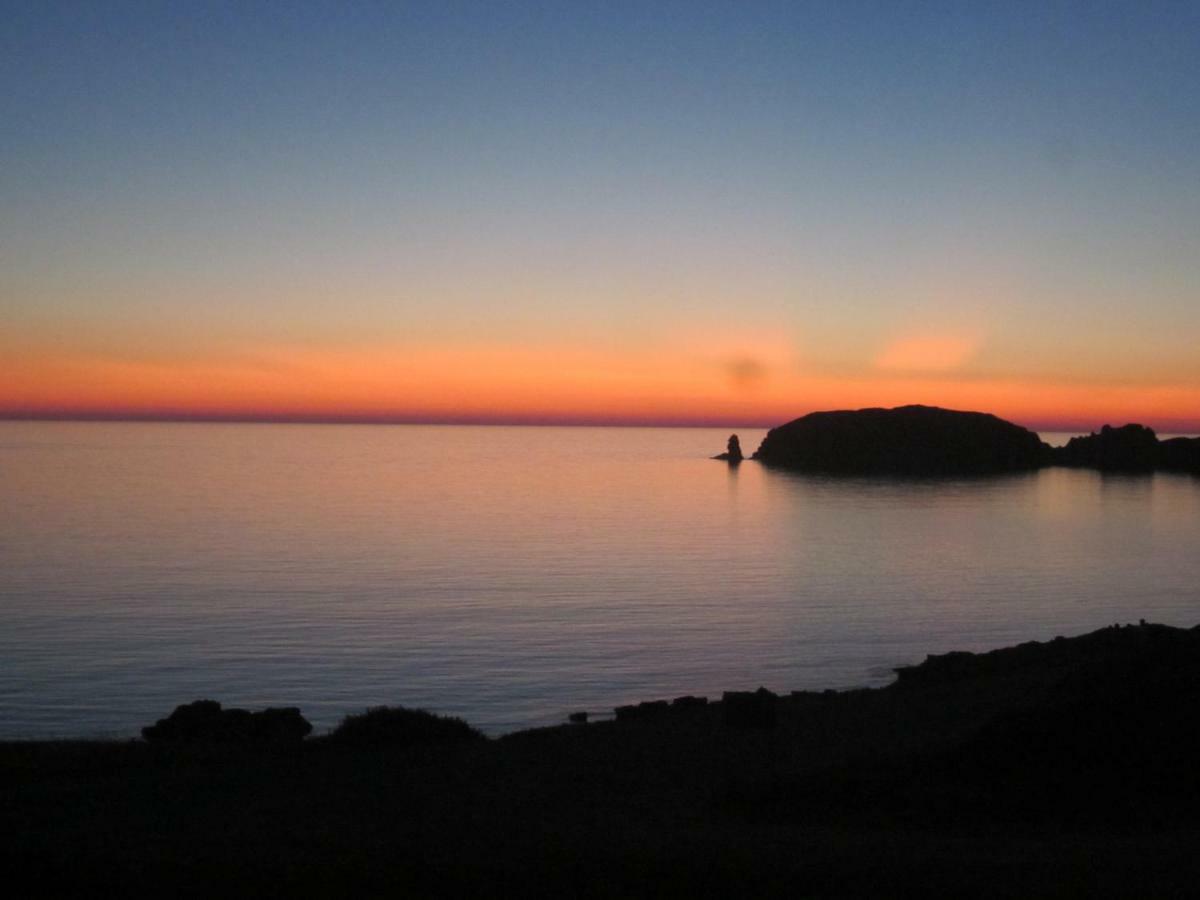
[[3, 1, 1199, 430]]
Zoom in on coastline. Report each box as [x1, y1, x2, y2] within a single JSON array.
[[8, 621, 1200, 897]]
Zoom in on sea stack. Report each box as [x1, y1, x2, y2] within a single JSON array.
[[713, 434, 744, 463], [752, 405, 1050, 476]]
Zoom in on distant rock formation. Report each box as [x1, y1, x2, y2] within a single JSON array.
[[719, 404, 1195, 476], [1049, 425, 1200, 474], [713, 434, 744, 463], [752, 405, 1049, 475], [1160, 436, 1200, 473], [1052, 424, 1160, 471]]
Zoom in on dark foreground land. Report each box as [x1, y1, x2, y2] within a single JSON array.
[[6, 623, 1200, 898]]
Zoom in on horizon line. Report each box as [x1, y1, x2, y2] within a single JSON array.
[[3, 409, 1197, 436], [0, 410, 776, 429]]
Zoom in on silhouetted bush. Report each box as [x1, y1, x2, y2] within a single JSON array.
[[141, 700, 311, 744], [250, 706, 314, 742], [614, 700, 670, 722], [328, 706, 485, 748], [722, 688, 778, 731]]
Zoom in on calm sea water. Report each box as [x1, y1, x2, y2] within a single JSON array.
[[2, 421, 1198, 739]]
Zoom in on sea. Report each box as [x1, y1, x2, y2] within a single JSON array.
[[2, 421, 1198, 739]]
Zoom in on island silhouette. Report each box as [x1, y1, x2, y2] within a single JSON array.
[[718, 404, 1200, 476]]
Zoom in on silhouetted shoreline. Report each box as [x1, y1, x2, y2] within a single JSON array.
[[7, 621, 1200, 897]]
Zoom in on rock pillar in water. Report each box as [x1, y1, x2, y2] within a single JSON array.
[[726, 434, 743, 462], [712, 433, 744, 463]]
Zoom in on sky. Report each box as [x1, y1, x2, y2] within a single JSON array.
[[2, 1, 1199, 431]]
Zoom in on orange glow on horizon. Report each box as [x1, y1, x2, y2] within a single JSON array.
[[3, 337, 1199, 434], [875, 332, 982, 372]]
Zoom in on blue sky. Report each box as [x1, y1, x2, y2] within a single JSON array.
[[3, 1, 1199, 428]]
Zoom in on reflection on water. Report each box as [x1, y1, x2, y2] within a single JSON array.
[[1, 421, 1198, 738]]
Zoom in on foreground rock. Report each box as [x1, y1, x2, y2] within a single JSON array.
[[327, 705, 485, 748], [13, 622, 1200, 897], [752, 405, 1049, 475], [142, 700, 312, 744]]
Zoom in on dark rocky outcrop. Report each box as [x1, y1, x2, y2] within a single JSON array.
[[712, 433, 744, 463], [141, 700, 312, 744], [752, 405, 1049, 475]]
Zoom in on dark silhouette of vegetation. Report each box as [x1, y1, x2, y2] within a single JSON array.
[[614, 699, 671, 722], [731, 622, 1200, 834], [327, 705, 485, 748], [721, 687, 778, 731], [141, 699, 311, 744], [12, 623, 1200, 896]]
